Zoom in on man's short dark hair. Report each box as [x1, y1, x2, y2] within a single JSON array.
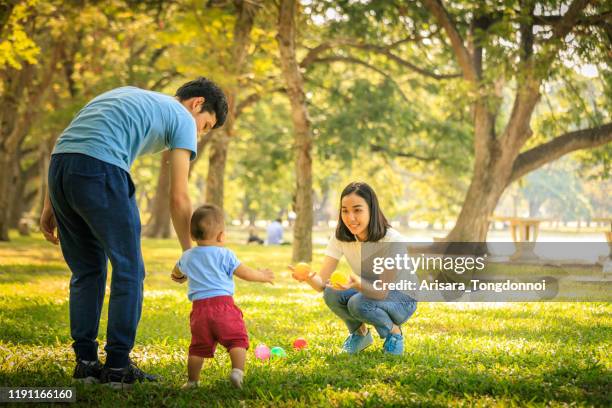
[[190, 204, 225, 240], [175, 77, 228, 129]]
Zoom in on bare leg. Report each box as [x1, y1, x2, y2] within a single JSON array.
[[228, 347, 246, 371], [228, 348, 246, 388], [357, 323, 368, 335], [187, 355, 204, 383], [390, 324, 401, 335]]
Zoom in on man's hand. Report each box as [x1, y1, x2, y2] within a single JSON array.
[[171, 265, 187, 283], [170, 273, 187, 283], [40, 206, 59, 245]]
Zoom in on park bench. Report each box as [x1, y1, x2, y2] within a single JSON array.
[[490, 216, 547, 261]]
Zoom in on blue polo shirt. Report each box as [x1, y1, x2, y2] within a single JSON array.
[[177, 246, 241, 301], [52, 86, 197, 172]]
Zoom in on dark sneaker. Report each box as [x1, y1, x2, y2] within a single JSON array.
[[73, 359, 103, 384], [100, 359, 160, 389]]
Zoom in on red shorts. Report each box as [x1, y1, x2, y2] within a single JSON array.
[[189, 296, 249, 358]]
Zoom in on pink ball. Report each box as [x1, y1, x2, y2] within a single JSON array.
[[254, 344, 271, 360], [293, 337, 307, 350]]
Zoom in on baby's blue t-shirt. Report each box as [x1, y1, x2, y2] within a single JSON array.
[[52, 86, 197, 172], [177, 246, 241, 301]]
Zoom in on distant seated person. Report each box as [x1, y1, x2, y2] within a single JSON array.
[[246, 226, 264, 245], [266, 219, 284, 245]]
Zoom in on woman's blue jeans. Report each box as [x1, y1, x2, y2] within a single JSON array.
[[323, 287, 417, 338]]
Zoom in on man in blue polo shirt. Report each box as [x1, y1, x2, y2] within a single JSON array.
[[39, 77, 228, 388]]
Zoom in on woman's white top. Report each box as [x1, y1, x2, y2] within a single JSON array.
[[325, 227, 407, 275]]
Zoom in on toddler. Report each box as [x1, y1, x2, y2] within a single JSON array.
[[172, 204, 274, 388]]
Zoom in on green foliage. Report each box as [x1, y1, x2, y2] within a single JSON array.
[[228, 96, 295, 221], [521, 159, 593, 220], [0, 0, 40, 70], [3, 0, 609, 228]]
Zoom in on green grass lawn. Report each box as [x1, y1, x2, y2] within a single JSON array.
[[1, 233, 610, 407]]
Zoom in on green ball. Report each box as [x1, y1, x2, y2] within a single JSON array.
[[270, 346, 287, 358]]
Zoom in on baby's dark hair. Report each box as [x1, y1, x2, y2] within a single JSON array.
[[190, 204, 225, 240]]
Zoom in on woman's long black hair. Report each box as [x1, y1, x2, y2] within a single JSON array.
[[335, 182, 390, 242]]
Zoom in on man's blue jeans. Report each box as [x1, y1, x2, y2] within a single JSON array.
[[323, 287, 417, 338], [49, 153, 144, 368]]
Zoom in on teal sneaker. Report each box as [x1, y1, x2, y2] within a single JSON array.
[[383, 333, 404, 355], [341, 330, 373, 354]]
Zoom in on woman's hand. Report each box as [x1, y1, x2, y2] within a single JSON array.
[[326, 273, 362, 291]]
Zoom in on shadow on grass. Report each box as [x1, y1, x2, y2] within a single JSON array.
[[0, 301, 71, 344], [0, 265, 69, 284]]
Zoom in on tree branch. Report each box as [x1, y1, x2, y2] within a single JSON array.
[[550, 0, 592, 41], [149, 45, 170, 66], [510, 122, 612, 183], [300, 42, 334, 68], [307, 56, 411, 103], [533, 11, 610, 27], [300, 39, 460, 80], [344, 42, 461, 80], [422, 0, 477, 82], [370, 144, 439, 162], [0, 0, 18, 36], [149, 70, 180, 91], [519, 1, 535, 63], [235, 87, 286, 117]]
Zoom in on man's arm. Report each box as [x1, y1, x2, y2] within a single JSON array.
[[168, 148, 192, 251]]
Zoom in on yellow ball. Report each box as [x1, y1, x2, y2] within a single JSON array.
[[330, 271, 350, 287], [293, 262, 311, 280]]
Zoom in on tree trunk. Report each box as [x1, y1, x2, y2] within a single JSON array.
[[0, 152, 19, 240], [205, 129, 230, 208], [203, 0, 257, 210], [0, 1, 18, 35], [277, 0, 313, 262], [0, 39, 60, 240], [446, 120, 612, 242], [146, 129, 214, 238], [9, 170, 38, 229], [445, 131, 517, 243], [0, 64, 33, 241], [145, 151, 172, 238], [423, 0, 606, 244]]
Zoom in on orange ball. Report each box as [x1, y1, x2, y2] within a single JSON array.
[[293, 262, 311, 280]]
